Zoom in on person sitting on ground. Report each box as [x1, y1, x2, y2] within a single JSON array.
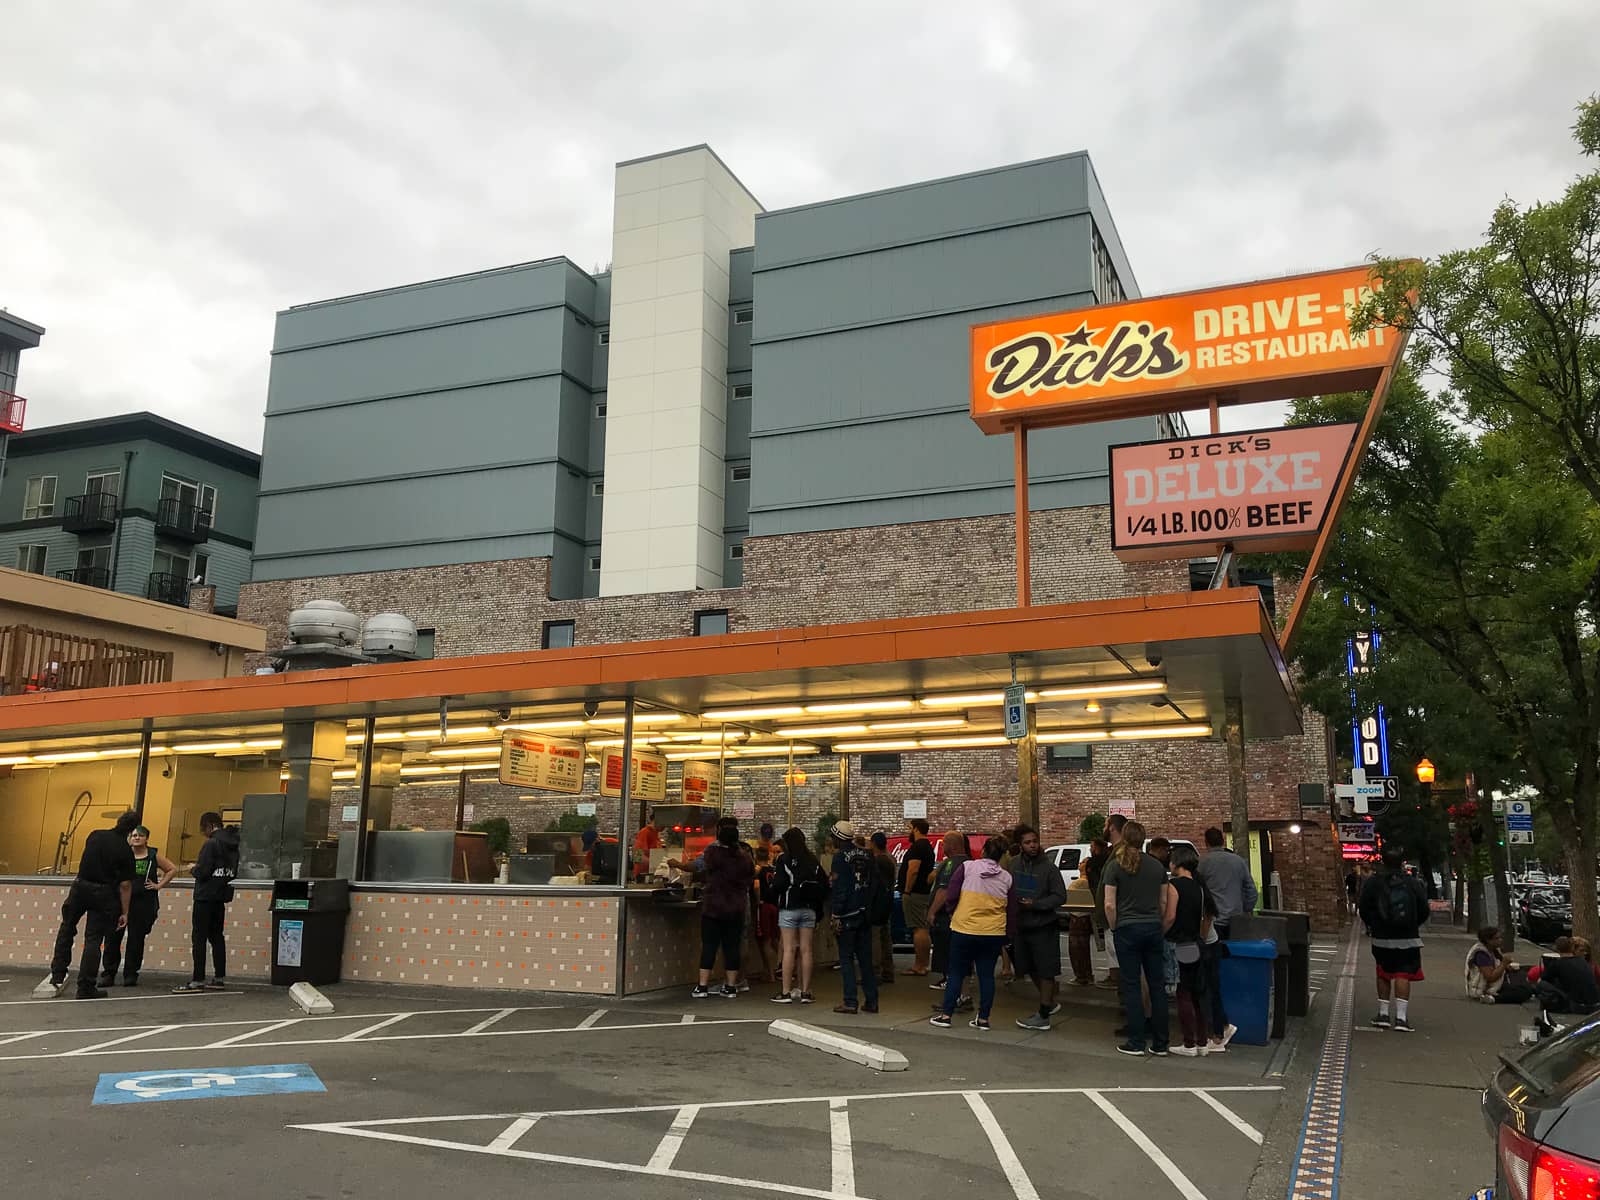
[[1534, 936, 1600, 1015], [1465, 926, 1531, 1005]]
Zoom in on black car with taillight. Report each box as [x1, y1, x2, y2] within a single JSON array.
[[1483, 1014, 1600, 1197]]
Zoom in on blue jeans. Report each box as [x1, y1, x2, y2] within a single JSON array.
[[943, 932, 1007, 1019], [1114, 922, 1170, 1051], [838, 925, 877, 1008]]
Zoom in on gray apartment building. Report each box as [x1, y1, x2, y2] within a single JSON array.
[[0, 413, 260, 613]]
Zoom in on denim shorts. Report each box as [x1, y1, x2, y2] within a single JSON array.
[[778, 908, 817, 930]]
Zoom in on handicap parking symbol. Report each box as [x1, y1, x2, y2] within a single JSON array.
[[94, 1063, 325, 1105]]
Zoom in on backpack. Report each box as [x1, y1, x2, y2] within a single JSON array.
[[778, 856, 827, 914], [835, 847, 887, 929], [1375, 872, 1417, 930]]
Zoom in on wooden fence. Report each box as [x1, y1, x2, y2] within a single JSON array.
[[0, 625, 173, 696]]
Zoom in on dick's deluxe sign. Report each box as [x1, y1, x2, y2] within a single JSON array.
[[1107, 423, 1358, 561]]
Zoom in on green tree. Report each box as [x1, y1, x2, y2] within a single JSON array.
[[1077, 813, 1106, 843]]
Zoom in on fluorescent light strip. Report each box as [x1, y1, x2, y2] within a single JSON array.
[[917, 735, 1010, 749], [1109, 724, 1212, 739], [172, 741, 247, 753], [586, 736, 671, 748], [917, 691, 1037, 708], [586, 714, 685, 727], [698, 705, 805, 721], [426, 745, 503, 758], [802, 698, 914, 715], [498, 720, 589, 733], [1036, 679, 1166, 699], [866, 717, 968, 733], [833, 740, 920, 753]]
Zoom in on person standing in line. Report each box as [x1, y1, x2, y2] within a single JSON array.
[[1196, 825, 1258, 1043], [1358, 845, 1430, 1031], [869, 831, 897, 983], [898, 817, 935, 975], [1163, 844, 1215, 1055], [1009, 826, 1068, 1031], [99, 824, 176, 987], [928, 831, 974, 1012], [1103, 819, 1172, 1056], [1083, 836, 1113, 987], [45, 810, 138, 1000], [1094, 818, 1128, 990], [769, 826, 826, 1004], [690, 819, 755, 999], [174, 811, 240, 993], [1065, 870, 1096, 986], [828, 821, 883, 1014], [752, 844, 781, 984], [928, 837, 1015, 1031]]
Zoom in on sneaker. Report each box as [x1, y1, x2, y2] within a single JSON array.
[[929, 1013, 952, 1028], [970, 1017, 992, 1031], [929, 978, 947, 990], [1393, 1018, 1414, 1033], [76, 987, 110, 1000], [121, 975, 139, 987], [799, 992, 815, 1005], [1095, 978, 1119, 989], [736, 981, 751, 993], [770, 992, 794, 1004], [1115, 1042, 1148, 1056], [1048, 1003, 1063, 1016], [833, 1003, 859, 1014], [1170, 1045, 1201, 1057], [172, 980, 208, 994], [1221, 1022, 1239, 1046], [1150, 1046, 1171, 1057], [691, 984, 712, 999], [1205, 1039, 1228, 1054], [720, 985, 739, 999], [1015, 1013, 1051, 1031], [1069, 977, 1092, 987], [202, 978, 228, 992], [96, 974, 116, 988], [954, 995, 975, 1012], [1369, 1014, 1391, 1030]]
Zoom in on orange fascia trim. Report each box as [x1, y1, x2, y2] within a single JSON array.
[[0, 590, 1277, 735]]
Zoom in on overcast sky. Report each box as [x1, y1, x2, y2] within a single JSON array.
[[4, 1, 1597, 449]]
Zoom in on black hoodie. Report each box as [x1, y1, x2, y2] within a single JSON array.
[[192, 826, 240, 903]]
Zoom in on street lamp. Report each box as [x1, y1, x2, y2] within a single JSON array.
[[1415, 758, 1436, 785]]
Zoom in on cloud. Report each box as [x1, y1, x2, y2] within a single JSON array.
[[2, 0, 1596, 449]]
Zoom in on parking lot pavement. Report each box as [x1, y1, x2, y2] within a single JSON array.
[[0, 967, 1290, 1200]]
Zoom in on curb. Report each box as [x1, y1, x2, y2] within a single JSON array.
[[768, 1019, 908, 1071]]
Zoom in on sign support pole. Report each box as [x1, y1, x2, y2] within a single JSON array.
[[354, 717, 375, 880], [1224, 695, 1250, 856], [1013, 426, 1031, 607], [130, 718, 153, 822]]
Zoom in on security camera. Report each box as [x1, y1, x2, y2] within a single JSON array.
[[583, 700, 600, 719], [495, 707, 511, 723], [1144, 648, 1163, 669]]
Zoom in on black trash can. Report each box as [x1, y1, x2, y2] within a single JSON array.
[[1229, 913, 1289, 1038], [1260, 909, 1313, 1017], [270, 878, 351, 986]]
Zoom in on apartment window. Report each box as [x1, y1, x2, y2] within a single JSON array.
[[595, 403, 607, 419], [85, 469, 122, 497], [591, 481, 604, 497], [694, 609, 729, 637], [199, 483, 218, 518], [1046, 743, 1094, 771], [731, 383, 753, 401], [414, 628, 436, 659], [730, 464, 751, 483], [192, 551, 211, 584], [733, 308, 753, 325], [860, 752, 902, 775], [588, 556, 601, 572], [729, 543, 744, 560], [1093, 226, 1125, 305], [15, 544, 47, 574], [597, 330, 610, 346], [22, 475, 56, 519], [153, 547, 191, 582], [77, 544, 112, 573], [542, 620, 576, 650]]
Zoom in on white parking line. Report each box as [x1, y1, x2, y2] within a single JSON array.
[[486, 1116, 540, 1152], [647, 1105, 700, 1171], [0, 990, 244, 1006], [1085, 1090, 1206, 1200], [63, 1024, 178, 1056], [964, 1092, 1040, 1200], [0, 1031, 46, 1047], [829, 1098, 855, 1197], [574, 1010, 605, 1031], [1196, 1089, 1264, 1145], [461, 1008, 516, 1036], [339, 1013, 412, 1041], [206, 1018, 303, 1048]]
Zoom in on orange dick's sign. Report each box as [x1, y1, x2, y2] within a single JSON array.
[[1109, 422, 1359, 561], [969, 265, 1403, 432]]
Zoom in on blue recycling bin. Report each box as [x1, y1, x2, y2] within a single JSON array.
[[1217, 938, 1276, 1046]]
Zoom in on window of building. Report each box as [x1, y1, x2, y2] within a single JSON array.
[[597, 330, 610, 346], [192, 551, 211, 584], [730, 464, 751, 482], [694, 609, 729, 637], [1092, 226, 1125, 305], [595, 403, 607, 419], [154, 547, 191, 582], [541, 620, 575, 650], [591, 481, 604, 497], [860, 752, 902, 775], [731, 383, 753, 401], [414, 628, 436, 659], [588, 556, 601, 572], [733, 308, 753, 325], [85, 469, 122, 497], [22, 475, 56, 519], [729, 543, 744, 560], [1045, 743, 1094, 771], [15, 544, 47, 574], [200, 483, 218, 518], [77, 544, 112, 572]]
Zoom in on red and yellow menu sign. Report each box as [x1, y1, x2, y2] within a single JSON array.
[[969, 266, 1405, 432]]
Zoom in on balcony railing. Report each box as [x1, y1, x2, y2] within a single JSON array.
[[0, 624, 172, 696], [62, 491, 119, 532], [54, 567, 112, 590], [146, 572, 189, 607], [155, 497, 212, 542], [0, 391, 23, 434]]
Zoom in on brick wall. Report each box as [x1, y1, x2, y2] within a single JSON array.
[[239, 505, 1345, 928]]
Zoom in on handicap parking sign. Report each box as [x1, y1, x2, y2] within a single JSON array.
[[94, 1063, 325, 1105]]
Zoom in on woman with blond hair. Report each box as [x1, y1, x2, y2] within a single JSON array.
[[1102, 819, 1172, 1056]]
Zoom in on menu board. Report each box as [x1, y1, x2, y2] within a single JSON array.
[[499, 733, 585, 794], [598, 747, 668, 801], [681, 759, 724, 806]]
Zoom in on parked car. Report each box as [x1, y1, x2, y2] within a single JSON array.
[[1482, 1015, 1600, 1197], [1517, 885, 1574, 944], [1045, 839, 1198, 890]]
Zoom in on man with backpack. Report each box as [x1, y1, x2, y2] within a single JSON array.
[[1358, 845, 1430, 1031], [827, 820, 885, 1014]]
